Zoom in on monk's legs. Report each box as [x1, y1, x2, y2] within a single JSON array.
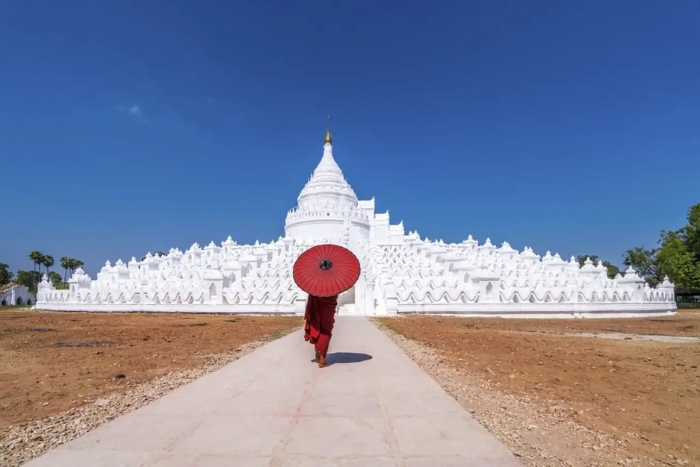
[[316, 307, 335, 368], [318, 354, 329, 368], [316, 333, 332, 368]]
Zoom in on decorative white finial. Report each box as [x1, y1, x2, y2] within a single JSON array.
[[324, 116, 332, 144]]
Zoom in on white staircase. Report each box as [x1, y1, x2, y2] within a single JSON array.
[[337, 304, 356, 315], [336, 286, 356, 315]]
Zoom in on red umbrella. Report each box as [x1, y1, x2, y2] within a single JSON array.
[[293, 244, 361, 297]]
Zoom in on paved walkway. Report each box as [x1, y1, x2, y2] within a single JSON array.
[[25, 317, 521, 467]]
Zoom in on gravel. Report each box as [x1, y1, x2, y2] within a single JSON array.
[[556, 332, 700, 344], [374, 322, 678, 467], [0, 336, 277, 467]]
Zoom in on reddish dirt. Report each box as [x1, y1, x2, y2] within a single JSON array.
[[378, 312, 700, 464], [0, 311, 301, 428]]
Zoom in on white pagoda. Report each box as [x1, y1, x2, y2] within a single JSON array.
[[36, 128, 677, 317]]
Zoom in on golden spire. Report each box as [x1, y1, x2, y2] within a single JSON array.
[[324, 115, 333, 144]]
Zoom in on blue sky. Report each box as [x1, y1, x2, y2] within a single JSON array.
[[1, 0, 699, 276]]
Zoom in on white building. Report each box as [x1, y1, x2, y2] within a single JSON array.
[[35, 128, 676, 317], [1, 284, 35, 306]]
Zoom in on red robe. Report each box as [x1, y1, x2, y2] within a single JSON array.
[[303, 294, 338, 358]]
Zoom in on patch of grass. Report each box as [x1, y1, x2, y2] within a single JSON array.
[[173, 322, 208, 327], [264, 327, 298, 342], [53, 341, 112, 348], [0, 305, 33, 311]]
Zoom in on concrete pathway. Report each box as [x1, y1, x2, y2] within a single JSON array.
[[24, 317, 521, 467]]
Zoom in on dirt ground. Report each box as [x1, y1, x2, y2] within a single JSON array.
[[378, 312, 700, 465], [0, 311, 301, 429]]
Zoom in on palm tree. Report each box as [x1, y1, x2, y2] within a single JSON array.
[[66, 259, 84, 278], [42, 255, 54, 275], [29, 251, 44, 290], [29, 251, 44, 273], [60, 256, 70, 282]]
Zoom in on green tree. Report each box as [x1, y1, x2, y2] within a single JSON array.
[[622, 247, 662, 287], [603, 262, 621, 279], [0, 262, 13, 286], [654, 204, 700, 289], [29, 251, 43, 272], [676, 203, 700, 263], [16, 270, 42, 295], [141, 251, 168, 261], [577, 254, 599, 264], [575, 255, 621, 279], [656, 230, 700, 290], [48, 271, 63, 288], [28, 251, 45, 291], [69, 259, 84, 276], [624, 203, 700, 289], [42, 255, 54, 275], [60, 256, 70, 282]]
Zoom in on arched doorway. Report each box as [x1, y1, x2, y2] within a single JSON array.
[[209, 283, 217, 303], [16, 297, 24, 305], [485, 282, 494, 302]]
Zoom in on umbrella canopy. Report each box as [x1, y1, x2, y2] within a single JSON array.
[[293, 244, 361, 297]]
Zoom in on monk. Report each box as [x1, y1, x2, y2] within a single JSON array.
[[303, 294, 338, 368]]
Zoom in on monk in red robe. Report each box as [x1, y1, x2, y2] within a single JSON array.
[[304, 294, 338, 368]]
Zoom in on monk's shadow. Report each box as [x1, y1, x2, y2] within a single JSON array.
[[311, 352, 373, 365]]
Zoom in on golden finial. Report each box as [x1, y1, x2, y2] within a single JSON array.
[[324, 115, 333, 144]]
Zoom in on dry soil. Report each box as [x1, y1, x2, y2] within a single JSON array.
[[0, 311, 301, 428], [377, 312, 700, 466]]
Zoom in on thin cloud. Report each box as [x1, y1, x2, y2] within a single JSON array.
[[116, 104, 148, 123]]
